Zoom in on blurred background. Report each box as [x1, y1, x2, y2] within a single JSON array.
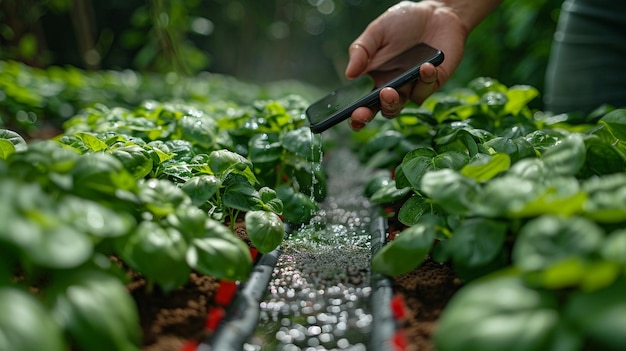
[[1, 0, 562, 94]]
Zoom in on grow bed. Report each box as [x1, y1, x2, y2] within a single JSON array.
[[194, 148, 461, 351]]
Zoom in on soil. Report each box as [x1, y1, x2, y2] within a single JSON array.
[[130, 271, 219, 351], [393, 258, 463, 351]]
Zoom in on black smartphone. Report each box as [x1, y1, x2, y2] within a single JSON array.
[[306, 43, 444, 133]]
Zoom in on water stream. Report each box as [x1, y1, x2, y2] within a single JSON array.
[[245, 147, 376, 351]]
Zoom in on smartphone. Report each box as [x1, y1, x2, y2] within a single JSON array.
[[306, 43, 444, 133]]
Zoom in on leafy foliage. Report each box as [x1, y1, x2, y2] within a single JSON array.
[[0, 71, 326, 349], [361, 77, 626, 350]]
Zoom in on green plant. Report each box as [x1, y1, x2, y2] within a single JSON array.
[[0, 81, 326, 349], [360, 77, 626, 350]]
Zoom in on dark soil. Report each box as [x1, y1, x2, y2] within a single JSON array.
[[130, 272, 219, 351], [393, 258, 462, 351]]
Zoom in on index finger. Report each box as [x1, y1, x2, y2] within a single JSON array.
[[345, 44, 371, 79]]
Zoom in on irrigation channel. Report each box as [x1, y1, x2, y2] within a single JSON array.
[[199, 147, 397, 351]]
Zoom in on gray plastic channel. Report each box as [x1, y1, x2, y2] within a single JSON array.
[[198, 216, 397, 351], [368, 213, 397, 351], [197, 246, 281, 351]]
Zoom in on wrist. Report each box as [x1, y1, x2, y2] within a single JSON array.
[[426, 0, 502, 33]]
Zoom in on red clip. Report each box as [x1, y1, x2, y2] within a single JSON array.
[[249, 247, 259, 261], [204, 306, 225, 331], [392, 329, 408, 351], [214, 281, 238, 306], [390, 294, 407, 320], [179, 340, 198, 351]]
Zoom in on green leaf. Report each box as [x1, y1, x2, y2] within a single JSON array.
[[484, 136, 535, 163], [397, 194, 431, 226], [75, 132, 107, 151], [165, 139, 194, 163], [432, 150, 470, 170], [138, 178, 190, 216], [110, 145, 153, 179], [511, 177, 586, 217], [57, 135, 89, 154], [461, 153, 511, 182], [372, 223, 436, 276], [0, 181, 93, 269], [363, 130, 403, 156], [146, 140, 175, 163], [0, 287, 66, 351], [504, 85, 539, 115], [447, 218, 507, 268], [363, 171, 392, 199], [533, 258, 621, 291], [401, 149, 468, 191], [507, 158, 549, 181], [288, 160, 327, 202], [248, 133, 282, 163], [117, 221, 190, 292], [245, 210, 284, 253], [167, 206, 208, 240], [187, 227, 252, 281], [480, 91, 508, 114], [601, 229, 626, 263], [208, 149, 255, 182], [541, 133, 586, 177], [467, 77, 508, 96], [58, 196, 135, 238], [524, 129, 565, 153], [599, 108, 626, 140], [276, 185, 317, 225], [280, 127, 320, 162], [178, 114, 218, 149], [368, 180, 411, 204], [512, 216, 604, 272], [49, 269, 141, 351], [222, 182, 263, 212], [161, 161, 194, 181], [579, 135, 626, 177], [258, 186, 283, 214], [181, 175, 221, 206], [421, 169, 480, 215], [22, 220, 93, 269], [71, 152, 136, 198], [564, 278, 626, 351], [0, 139, 16, 160], [10, 140, 79, 179], [582, 174, 626, 223], [398, 148, 437, 190], [435, 275, 560, 351], [0, 129, 27, 152]]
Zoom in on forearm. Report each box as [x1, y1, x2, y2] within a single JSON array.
[[434, 0, 503, 32]]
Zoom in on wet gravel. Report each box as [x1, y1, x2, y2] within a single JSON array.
[[245, 147, 375, 351]]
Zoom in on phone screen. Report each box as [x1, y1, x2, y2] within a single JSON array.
[[306, 43, 443, 133], [306, 75, 376, 127]]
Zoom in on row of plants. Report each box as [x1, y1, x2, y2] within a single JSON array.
[[0, 59, 322, 135], [359, 77, 626, 350], [0, 71, 325, 350]]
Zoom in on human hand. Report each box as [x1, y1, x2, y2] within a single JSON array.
[[345, 0, 468, 131]]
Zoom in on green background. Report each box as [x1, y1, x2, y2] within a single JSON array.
[[1, 0, 562, 101]]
